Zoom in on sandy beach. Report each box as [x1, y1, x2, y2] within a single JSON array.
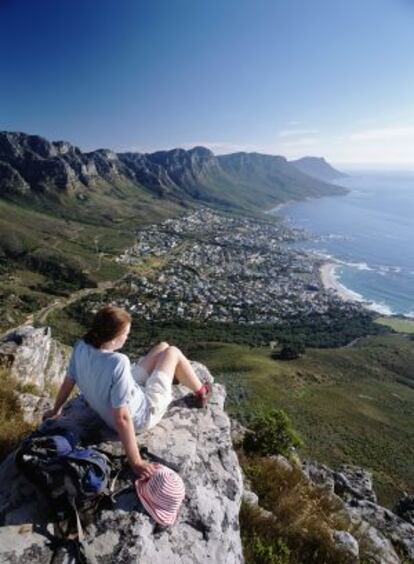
[[319, 262, 364, 303]]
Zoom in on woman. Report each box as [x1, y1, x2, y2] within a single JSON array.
[[44, 305, 211, 479]]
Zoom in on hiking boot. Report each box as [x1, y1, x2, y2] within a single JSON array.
[[192, 383, 212, 408]]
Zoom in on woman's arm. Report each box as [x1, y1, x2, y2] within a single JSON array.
[[112, 405, 155, 479], [43, 375, 75, 420]]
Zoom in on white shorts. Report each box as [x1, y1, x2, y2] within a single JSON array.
[[131, 361, 173, 431]]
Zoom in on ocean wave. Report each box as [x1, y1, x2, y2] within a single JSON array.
[[327, 257, 403, 275], [321, 261, 396, 315], [365, 301, 395, 316], [349, 189, 373, 198], [375, 265, 403, 275], [338, 284, 365, 302], [318, 233, 352, 242], [382, 265, 402, 273], [333, 258, 374, 271]]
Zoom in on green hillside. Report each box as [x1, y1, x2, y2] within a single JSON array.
[[0, 196, 183, 332], [191, 334, 414, 507]]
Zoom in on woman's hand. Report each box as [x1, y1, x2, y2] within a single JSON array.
[[43, 376, 75, 422], [42, 408, 62, 421], [132, 460, 157, 480]]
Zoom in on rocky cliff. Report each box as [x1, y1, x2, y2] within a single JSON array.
[[0, 131, 348, 213], [0, 328, 244, 563], [303, 460, 414, 562]]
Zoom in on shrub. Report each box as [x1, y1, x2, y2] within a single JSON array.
[[240, 456, 352, 563], [0, 369, 34, 461], [240, 505, 290, 564], [273, 342, 305, 361], [243, 407, 303, 457]]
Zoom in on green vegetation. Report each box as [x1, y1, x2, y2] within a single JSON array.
[[191, 335, 414, 506], [272, 342, 305, 361], [239, 404, 352, 563], [0, 368, 35, 461], [241, 521, 290, 564], [48, 296, 386, 352], [240, 456, 351, 564], [0, 196, 184, 332], [376, 315, 414, 334], [243, 407, 303, 457]]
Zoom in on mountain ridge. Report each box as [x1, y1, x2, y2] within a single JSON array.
[[0, 131, 348, 215], [290, 156, 347, 182]]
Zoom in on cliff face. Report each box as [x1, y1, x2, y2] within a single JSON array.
[[0, 326, 70, 392], [290, 156, 347, 182], [0, 329, 244, 564], [303, 460, 414, 563], [0, 131, 348, 213], [0, 132, 133, 197]]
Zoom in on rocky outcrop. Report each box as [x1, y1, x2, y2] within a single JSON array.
[[0, 362, 244, 564], [0, 325, 70, 392], [394, 494, 414, 526], [17, 393, 53, 425], [303, 460, 414, 562], [303, 460, 377, 503], [0, 131, 131, 196]]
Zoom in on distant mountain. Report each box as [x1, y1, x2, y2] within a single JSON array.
[[0, 131, 348, 218], [290, 157, 347, 182], [217, 152, 348, 206]]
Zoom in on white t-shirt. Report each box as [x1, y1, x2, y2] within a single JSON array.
[[67, 339, 149, 430]]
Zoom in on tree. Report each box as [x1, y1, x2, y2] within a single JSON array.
[[243, 407, 303, 457], [275, 342, 305, 361]]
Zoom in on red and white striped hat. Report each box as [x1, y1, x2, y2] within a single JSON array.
[[135, 464, 186, 526]]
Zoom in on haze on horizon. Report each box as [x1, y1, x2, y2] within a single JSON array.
[[1, 0, 414, 170]]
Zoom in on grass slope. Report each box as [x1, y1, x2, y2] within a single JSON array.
[[191, 335, 414, 507], [0, 195, 184, 332], [376, 315, 414, 334]]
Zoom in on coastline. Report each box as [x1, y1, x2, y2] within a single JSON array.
[[319, 262, 364, 303], [267, 198, 309, 214], [319, 261, 400, 317], [272, 190, 411, 320]]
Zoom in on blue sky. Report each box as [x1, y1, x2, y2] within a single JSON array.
[[1, 0, 414, 167]]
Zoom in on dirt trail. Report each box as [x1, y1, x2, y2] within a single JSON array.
[[23, 278, 123, 327]]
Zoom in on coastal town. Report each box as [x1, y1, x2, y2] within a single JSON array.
[[106, 209, 363, 324]]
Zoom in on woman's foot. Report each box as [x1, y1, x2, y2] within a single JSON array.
[[192, 383, 212, 408]]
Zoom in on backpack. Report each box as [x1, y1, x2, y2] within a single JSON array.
[[15, 431, 182, 563], [15, 433, 115, 563]]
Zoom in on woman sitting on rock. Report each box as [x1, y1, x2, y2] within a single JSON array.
[[44, 305, 211, 479]]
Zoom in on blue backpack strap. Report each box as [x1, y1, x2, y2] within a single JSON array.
[[65, 448, 110, 494], [49, 435, 73, 457], [66, 448, 109, 475], [39, 420, 80, 449]]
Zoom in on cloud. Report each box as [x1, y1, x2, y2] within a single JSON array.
[[348, 125, 414, 141], [277, 137, 318, 147], [278, 128, 319, 137]]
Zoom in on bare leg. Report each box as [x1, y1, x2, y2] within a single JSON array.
[[153, 346, 202, 393], [138, 341, 170, 375]]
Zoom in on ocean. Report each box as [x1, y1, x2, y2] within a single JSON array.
[[275, 171, 414, 317]]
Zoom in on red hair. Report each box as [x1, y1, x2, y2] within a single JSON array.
[[83, 305, 131, 349]]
